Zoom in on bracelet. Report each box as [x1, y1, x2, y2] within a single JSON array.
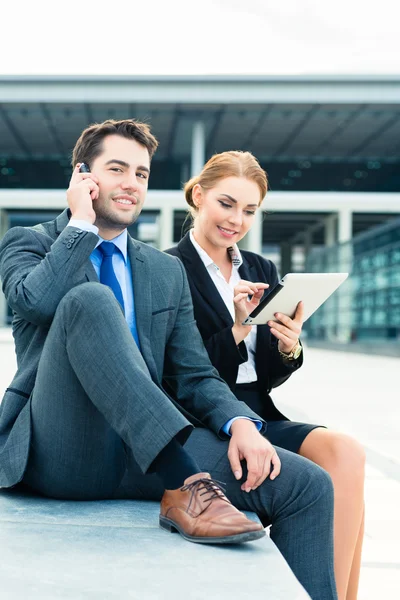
[[278, 341, 302, 361]]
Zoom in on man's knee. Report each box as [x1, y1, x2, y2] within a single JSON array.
[[300, 462, 334, 512], [47, 283, 123, 339], [286, 453, 334, 508], [313, 463, 334, 501], [62, 282, 114, 306], [56, 282, 120, 323]]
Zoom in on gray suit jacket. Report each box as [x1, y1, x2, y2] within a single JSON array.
[[0, 209, 264, 488]]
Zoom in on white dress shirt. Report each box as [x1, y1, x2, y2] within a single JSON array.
[[68, 219, 139, 344], [189, 230, 258, 384]]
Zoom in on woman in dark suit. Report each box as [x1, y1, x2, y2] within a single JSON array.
[[166, 151, 365, 600]]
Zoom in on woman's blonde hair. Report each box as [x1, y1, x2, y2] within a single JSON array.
[[184, 151, 268, 220]]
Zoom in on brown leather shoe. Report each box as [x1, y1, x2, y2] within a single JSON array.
[[159, 472, 265, 544]]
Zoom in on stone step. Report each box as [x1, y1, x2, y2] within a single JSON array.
[[0, 489, 309, 599]]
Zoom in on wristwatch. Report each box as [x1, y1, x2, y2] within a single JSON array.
[[278, 340, 302, 361]]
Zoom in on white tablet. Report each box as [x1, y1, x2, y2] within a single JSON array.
[[242, 273, 349, 326]]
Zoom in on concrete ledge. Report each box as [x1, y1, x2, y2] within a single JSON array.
[[0, 489, 309, 599]]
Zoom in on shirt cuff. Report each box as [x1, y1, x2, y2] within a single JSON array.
[[68, 219, 99, 235], [222, 416, 263, 436]]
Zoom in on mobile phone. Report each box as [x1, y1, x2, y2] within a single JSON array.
[[79, 163, 90, 173]]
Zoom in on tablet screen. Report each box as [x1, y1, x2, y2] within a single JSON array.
[[242, 273, 348, 326]]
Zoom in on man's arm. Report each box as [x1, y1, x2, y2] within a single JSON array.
[[0, 164, 101, 327], [162, 259, 265, 434], [0, 225, 98, 327], [163, 259, 281, 490]]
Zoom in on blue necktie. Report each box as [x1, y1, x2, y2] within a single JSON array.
[[98, 242, 125, 314]]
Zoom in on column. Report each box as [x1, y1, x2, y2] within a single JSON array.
[[158, 205, 174, 251], [181, 162, 189, 187], [303, 231, 313, 262], [191, 121, 206, 177], [337, 209, 353, 343], [338, 208, 352, 244], [324, 214, 336, 247]]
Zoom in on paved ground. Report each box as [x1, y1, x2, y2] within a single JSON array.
[[1, 328, 399, 599], [272, 343, 400, 600]]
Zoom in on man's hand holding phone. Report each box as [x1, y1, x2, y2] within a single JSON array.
[[66, 163, 99, 225]]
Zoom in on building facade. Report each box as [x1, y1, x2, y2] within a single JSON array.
[[1, 75, 399, 338]]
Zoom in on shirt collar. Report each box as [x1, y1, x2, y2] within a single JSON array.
[[96, 229, 128, 264], [189, 229, 243, 269]]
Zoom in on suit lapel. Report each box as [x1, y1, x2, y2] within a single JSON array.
[[238, 253, 257, 283], [177, 233, 234, 326], [127, 236, 154, 368], [84, 261, 98, 282]]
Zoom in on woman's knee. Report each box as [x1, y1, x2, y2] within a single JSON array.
[[324, 433, 366, 480], [302, 430, 366, 481]]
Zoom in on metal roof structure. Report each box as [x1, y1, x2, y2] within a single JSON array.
[[0, 75, 399, 245], [1, 75, 400, 165]]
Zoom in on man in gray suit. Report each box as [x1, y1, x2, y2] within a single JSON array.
[[0, 120, 337, 599]]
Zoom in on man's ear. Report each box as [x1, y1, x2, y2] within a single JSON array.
[[192, 183, 203, 208]]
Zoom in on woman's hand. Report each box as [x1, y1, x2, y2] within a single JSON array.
[[232, 280, 269, 345], [268, 301, 304, 354]]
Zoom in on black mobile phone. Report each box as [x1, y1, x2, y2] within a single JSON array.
[[79, 163, 90, 173]]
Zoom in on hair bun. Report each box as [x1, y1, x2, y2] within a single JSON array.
[[184, 175, 200, 208]]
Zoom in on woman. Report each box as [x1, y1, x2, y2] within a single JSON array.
[[166, 151, 365, 600]]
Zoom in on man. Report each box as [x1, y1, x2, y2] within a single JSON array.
[[0, 120, 337, 599]]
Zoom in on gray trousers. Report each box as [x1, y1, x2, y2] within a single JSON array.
[[23, 284, 337, 600]]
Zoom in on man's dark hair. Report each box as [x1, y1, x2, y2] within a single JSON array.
[[71, 119, 159, 168]]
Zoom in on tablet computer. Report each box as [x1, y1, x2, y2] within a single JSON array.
[[242, 272, 348, 326]]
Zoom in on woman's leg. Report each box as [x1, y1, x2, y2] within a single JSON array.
[[299, 428, 365, 600], [346, 506, 365, 600]]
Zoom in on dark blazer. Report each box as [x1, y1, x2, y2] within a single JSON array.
[[0, 210, 264, 488], [166, 232, 304, 421]]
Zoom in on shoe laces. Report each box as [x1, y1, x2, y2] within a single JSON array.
[[181, 478, 231, 515]]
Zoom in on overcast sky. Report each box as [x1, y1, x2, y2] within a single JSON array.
[[1, 0, 399, 76]]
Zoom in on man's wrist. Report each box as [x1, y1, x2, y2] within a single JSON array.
[[69, 218, 99, 235], [230, 418, 259, 435], [70, 214, 96, 225], [222, 417, 263, 437]]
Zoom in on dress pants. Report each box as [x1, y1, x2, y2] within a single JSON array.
[[23, 283, 337, 600]]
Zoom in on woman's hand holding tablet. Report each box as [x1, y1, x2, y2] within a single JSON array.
[[242, 273, 349, 326]]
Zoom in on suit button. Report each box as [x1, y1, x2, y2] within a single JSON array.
[[68, 239, 75, 244], [67, 243, 72, 249], [72, 233, 79, 238]]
